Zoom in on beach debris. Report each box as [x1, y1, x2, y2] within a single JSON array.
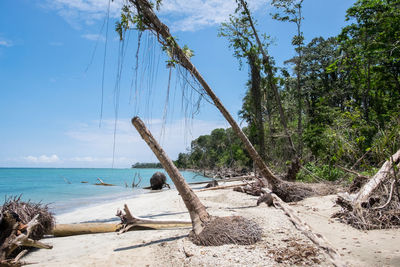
[[94, 178, 115, 186], [204, 180, 218, 188], [233, 180, 264, 196], [132, 173, 142, 188], [53, 218, 191, 237], [116, 204, 191, 234], [199, 183, 247, 192], [150, 172, 170, 190], [267, 237, 321, 265], [257, 192, 274, 206], [131, 116, 262, 246], [268, 191, 347, 267], [0, 197, 53, 266], [334, 148, 400, 230]]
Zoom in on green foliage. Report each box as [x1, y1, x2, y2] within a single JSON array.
[[174, 128, 252, 170], [132, 162, 162, 168], [296, 163, 345, 182]]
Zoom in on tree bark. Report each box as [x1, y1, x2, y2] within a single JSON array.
[[238, 0, 297, 156], [249, 52, 266, 160], [354, 149, 400, 206], [129, 0, 282, 189], [132, 117, 210, 235]]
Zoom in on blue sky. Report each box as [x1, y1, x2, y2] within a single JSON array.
[[0, 0, 356, 168]]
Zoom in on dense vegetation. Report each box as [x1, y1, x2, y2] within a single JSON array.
[[175, 0, 400, 181], [131, 162, 162, 168]]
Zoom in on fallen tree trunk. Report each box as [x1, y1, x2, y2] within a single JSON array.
[[94, 178, 115, 186], [354, 149, 400, 207], [53, 219, 191, 237], [198, 183, 247, 192]]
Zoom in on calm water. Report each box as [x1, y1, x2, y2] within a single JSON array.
[[0, 168, 208, 214]]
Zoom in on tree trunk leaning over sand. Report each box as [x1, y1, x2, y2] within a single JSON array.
[[132, 117, 210, 235], [354, 148, 400, 207], [127, 0, 281, 189]]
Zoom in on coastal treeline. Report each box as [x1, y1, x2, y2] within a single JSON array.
[[175, 0, 400, 181], [131, 162, 162, 168]]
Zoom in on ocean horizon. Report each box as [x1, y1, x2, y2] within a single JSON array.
[[0, 167, 209, 214]]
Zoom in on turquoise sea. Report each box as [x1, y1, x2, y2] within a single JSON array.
[[0, 168, 208, 214]]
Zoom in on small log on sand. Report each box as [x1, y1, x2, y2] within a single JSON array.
[[53, 219, 191, 237], [199, 183, 247, 192]]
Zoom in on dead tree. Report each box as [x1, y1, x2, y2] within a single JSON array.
[[128, 117, 262, 245], [123, 0, 313, 202], [354, 149, 400, 207]]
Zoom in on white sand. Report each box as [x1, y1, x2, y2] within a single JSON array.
[[24, 182, 400, 266]]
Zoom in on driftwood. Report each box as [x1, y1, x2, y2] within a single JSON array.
[[199, 183, 247, 192], [188, 175, 254, 185], [354, 149, 400, 207], [0, 213, 52, 266], [94, 178, 115, 186], [53, 219, 191, 237], [116, 204, 192, 234]]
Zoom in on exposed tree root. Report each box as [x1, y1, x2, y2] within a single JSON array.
[[0, 197, 54, 266], [1, 196, 54, 240], [333, 178, 400, 230], [188, 216, 262, 246]]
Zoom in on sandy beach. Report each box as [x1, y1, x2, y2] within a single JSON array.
[[24, 181, 400, 266]]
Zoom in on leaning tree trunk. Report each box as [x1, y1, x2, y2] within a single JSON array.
[[131, 117, 262, 246], [132, 117, 210, 235], [238, 0, 297, 156], [249, 52, 266, 160], [128, 0, 282, 190]]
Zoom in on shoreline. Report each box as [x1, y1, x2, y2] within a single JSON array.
[[24, 181, 400, 266]]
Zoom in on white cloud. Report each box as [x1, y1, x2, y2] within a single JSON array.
[[24, 154, 60, 163], [0, 39, 13, 47], [81, 33, 105, 41], [160, 0, 269, 31], [44, 0, 270, 31], [45, 0, 124, 27], [64, 117, 226, 167]]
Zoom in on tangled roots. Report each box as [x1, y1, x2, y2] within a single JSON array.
[[1, 196, 55, 239], [189, 216, 262, 246]]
